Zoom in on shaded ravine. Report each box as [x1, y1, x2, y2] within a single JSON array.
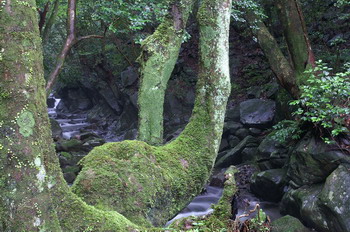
[[48, 97, 282, 227]]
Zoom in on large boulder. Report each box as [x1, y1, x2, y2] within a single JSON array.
[[281, 185, 326, 231], [59, 88, 93, 111], [318, 164, 350, 232], [281, 165, 350, 232], [250, 169, 286, 202], [240, 99, 276, 127], [286, 134, 350, 188]]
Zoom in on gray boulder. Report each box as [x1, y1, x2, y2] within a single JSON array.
[[120, 67, 138, 88], [240, 99, 276, 127], [281, 185, 325, 231], [318, 164, 350, 232], [287, 134, 350, 188], [250, 169, 286, 202]]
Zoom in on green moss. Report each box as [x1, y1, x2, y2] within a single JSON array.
[[16, 110, 35, 137], [137, 0, 194, 145]]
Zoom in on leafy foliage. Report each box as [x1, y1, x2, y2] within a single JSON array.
[[272, 120, 303, 144], [231, 0, 266, 23], [291, 61, 350, 140]]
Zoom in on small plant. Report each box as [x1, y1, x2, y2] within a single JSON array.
[[272, 120, 303, 144], [290, 61, 350, 142]]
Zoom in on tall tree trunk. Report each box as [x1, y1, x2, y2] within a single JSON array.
[[0, 1, 140, 231], [72, 0, 232, 227], [1, 0, 232, 230], [137, 0, 195, 145], [243, 0, 315, 98], [276, 0, 315, 80], [245, 11, 300, 99], [41, 0, 60, 43], [0, 1, 61, 230]]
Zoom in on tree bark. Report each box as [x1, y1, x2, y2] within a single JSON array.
[[41, 0, 60, 43], [38, 2, 50, 33], [137, 0, 195, 145], [276, 0, 315, 80], [0, 1, 61, 230], [72, 0, 232, 227], [45, 0, 103, 95], [243, 0, 315, 98], [0, 1, 140, 231], [245, 11, 300, 99]]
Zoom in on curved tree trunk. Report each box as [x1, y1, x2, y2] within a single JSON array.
[[137, 0, 195, 145], [276, 0, 315, 79], [244, 0, 315, 99], [245, 12, 300, 99], [45, 0, 103, 95], [72, 0, 232, 227]]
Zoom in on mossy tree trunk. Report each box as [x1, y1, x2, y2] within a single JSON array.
[[137, 0, 195, 145], [41, 0, 60, 43], [72, 0, 232, 227], [245, 12, 299, 99], [0, 0, 60, 230], [0, 1, 141, 231], [244, 0, 315, 99], [276, 0, 315, 79]]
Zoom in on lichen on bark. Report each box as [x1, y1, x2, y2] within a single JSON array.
[[137, 0, 195, 145]]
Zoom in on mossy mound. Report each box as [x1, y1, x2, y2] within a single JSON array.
[[72, 138, 214, 227]]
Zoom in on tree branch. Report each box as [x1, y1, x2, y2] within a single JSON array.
[[45, 0, 103, 95]]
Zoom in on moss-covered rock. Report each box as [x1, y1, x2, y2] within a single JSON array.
[[271, 215, 310, 232], [286, 134, 350, 188]]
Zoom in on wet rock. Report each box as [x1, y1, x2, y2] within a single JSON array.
[[215, 136, 258, 167], [60, 88, 93, 111], [258, 133, 282, 159], [228, 135, 240, 148], [250, 169, 286, 202], [241, 147, 258, 163], [47, 97, 56, 108], [50, 118, 62, 138], [225, 104, 240, 122], [271, 215, 310, 232], [121, 66, 138, 88], [219, 138, 230, 152], [286, 134, 350, 187], [56, 139, 83, 152], [281, 184, 327, 232], [318, 164, 350, 232], [123, 129, 138, 140], [235, 128, 249, 140], [249, 127, 262, 136], [223, 121, 243, 136], [240, 99, 276, 127]]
